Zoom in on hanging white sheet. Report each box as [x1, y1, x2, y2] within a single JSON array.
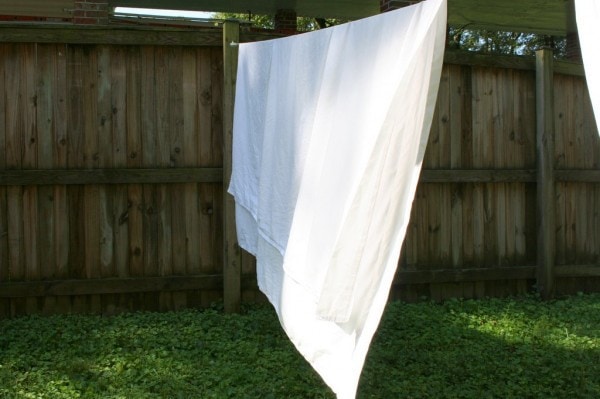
[[229, 0, 447, 397], [575, 0, 600, 134]]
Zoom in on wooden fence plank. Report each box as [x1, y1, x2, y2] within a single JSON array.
[[222, 21, 240, 313], [54, 44, 69, 280], [19, 44, 39, 314], [448, 64, 464, 269], [111, 45, 129, 279], [0, 167, 223, 185], [140, 46, 158, 277], [536, 48, 556, 299], [0, 275, 224, 297], [210, 46, 224, 278], [182, 48, 201, 276], [35, 44, 59, 314], [168, 46, 188, 309], [0, 25, 223, 46], [0, 44, 7, 316], [97, 45, 115, 280], [395, 266, 536, 285], [154, 46, 173, 310], [82, 45, 102, 313], [0, 44, 10, 318], [126, 45, 144, 278]]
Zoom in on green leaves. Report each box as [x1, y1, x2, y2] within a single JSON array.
[[1, 294, 599, 398]]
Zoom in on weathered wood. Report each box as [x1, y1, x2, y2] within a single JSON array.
[[36, 44, 57, 293], [0, 25, 222, 46], [9, 167, 600, 185], [182, 49, 201, 276], [445, 51, 536, 71], [155, 46, 174, 289], [394, 266, 536, 285], [0, 24, 284, 47], [0, 167, 223, 185], [444, 51, 584, 77], [555, 170, 600, 182], [0, 275, 224, 298], [419, 169, 536, 182], [222, 21, 241, 313], [536, 48, 556, 299], [110, 45, 129, 280], [555, 265, 600, 278]]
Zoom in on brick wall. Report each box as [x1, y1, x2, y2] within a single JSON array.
[[74, 0, 109, 24], [274, 9, 297, 34]]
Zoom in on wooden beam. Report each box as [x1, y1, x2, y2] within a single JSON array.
[[0, 24, 223, 46], [222, 21, 242, 313], [444, 51, 535, 71], [0, 167, 223, 185], [536, 48, 556, 300], [395, 266, 536, 285], [420, 169, 536, 183], [444, 50, 585, 77], [4, 168, 596, 186], [555, 170, 600, 182], [0, 275, 223, 298], [555, 264, 600, 278]]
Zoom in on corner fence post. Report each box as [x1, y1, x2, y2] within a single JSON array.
[[223, 21, 241, 313], [535, 48, 556, 299]]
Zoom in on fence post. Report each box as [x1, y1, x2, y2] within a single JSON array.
[[535, 48, 556, 299], [222, 21, 241, 313]]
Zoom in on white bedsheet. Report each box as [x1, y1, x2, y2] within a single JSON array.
[[229, 0, 447, 397], [576, 0, 600, 134]]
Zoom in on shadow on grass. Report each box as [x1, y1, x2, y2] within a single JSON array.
[[0, 295, 599, 398]]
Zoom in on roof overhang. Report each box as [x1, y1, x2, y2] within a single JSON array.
[[109, 0, 572, 35]]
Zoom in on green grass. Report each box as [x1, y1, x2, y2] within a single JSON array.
[[1, 294, 599, 398]]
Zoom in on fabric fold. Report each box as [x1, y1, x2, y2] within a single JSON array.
[[229, 0, 447, 397], [575, 0, 600, 135]]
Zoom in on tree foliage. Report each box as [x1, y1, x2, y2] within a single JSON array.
[[216, 12, 567, 58], [448, 27, 567, 58], [214, 12, 344, 32]]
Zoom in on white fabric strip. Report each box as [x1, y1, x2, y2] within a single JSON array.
[[229, 0, 447, 397], [575, 0, 600, 135]]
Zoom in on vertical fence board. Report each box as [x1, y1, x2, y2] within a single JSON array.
[[211, 46, 224, 275], [19, 45, 39, 314], [97, 45, 115, 281], [125, 46, 143, 278], [154, 46, 174, 309], [111, 45, 129, 279], [66, 45, 87, 312], [140, 46, 158, 277], [222, 22, 240, 312], [536, 48, 556, 299], [54, 44, 71, 313], [36, 45, 58, 313], [183, 49, 201, 277], [0, 45, 8, 316], [82, 46, 101, 314], [170, 46, 188, 309]]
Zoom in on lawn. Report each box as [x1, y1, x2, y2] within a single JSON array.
[[0, 293, 599, 398]]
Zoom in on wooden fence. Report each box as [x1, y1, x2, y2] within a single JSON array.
[[0, 23, 599, 318]]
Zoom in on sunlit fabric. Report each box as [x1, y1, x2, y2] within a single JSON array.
[[228, 0, 446, 397], [576, 0, 600, 134]]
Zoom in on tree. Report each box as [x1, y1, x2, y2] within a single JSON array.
[[213, 12, 344, 32], [216, 12, 567, 58], [448, 27, 567, 58]]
